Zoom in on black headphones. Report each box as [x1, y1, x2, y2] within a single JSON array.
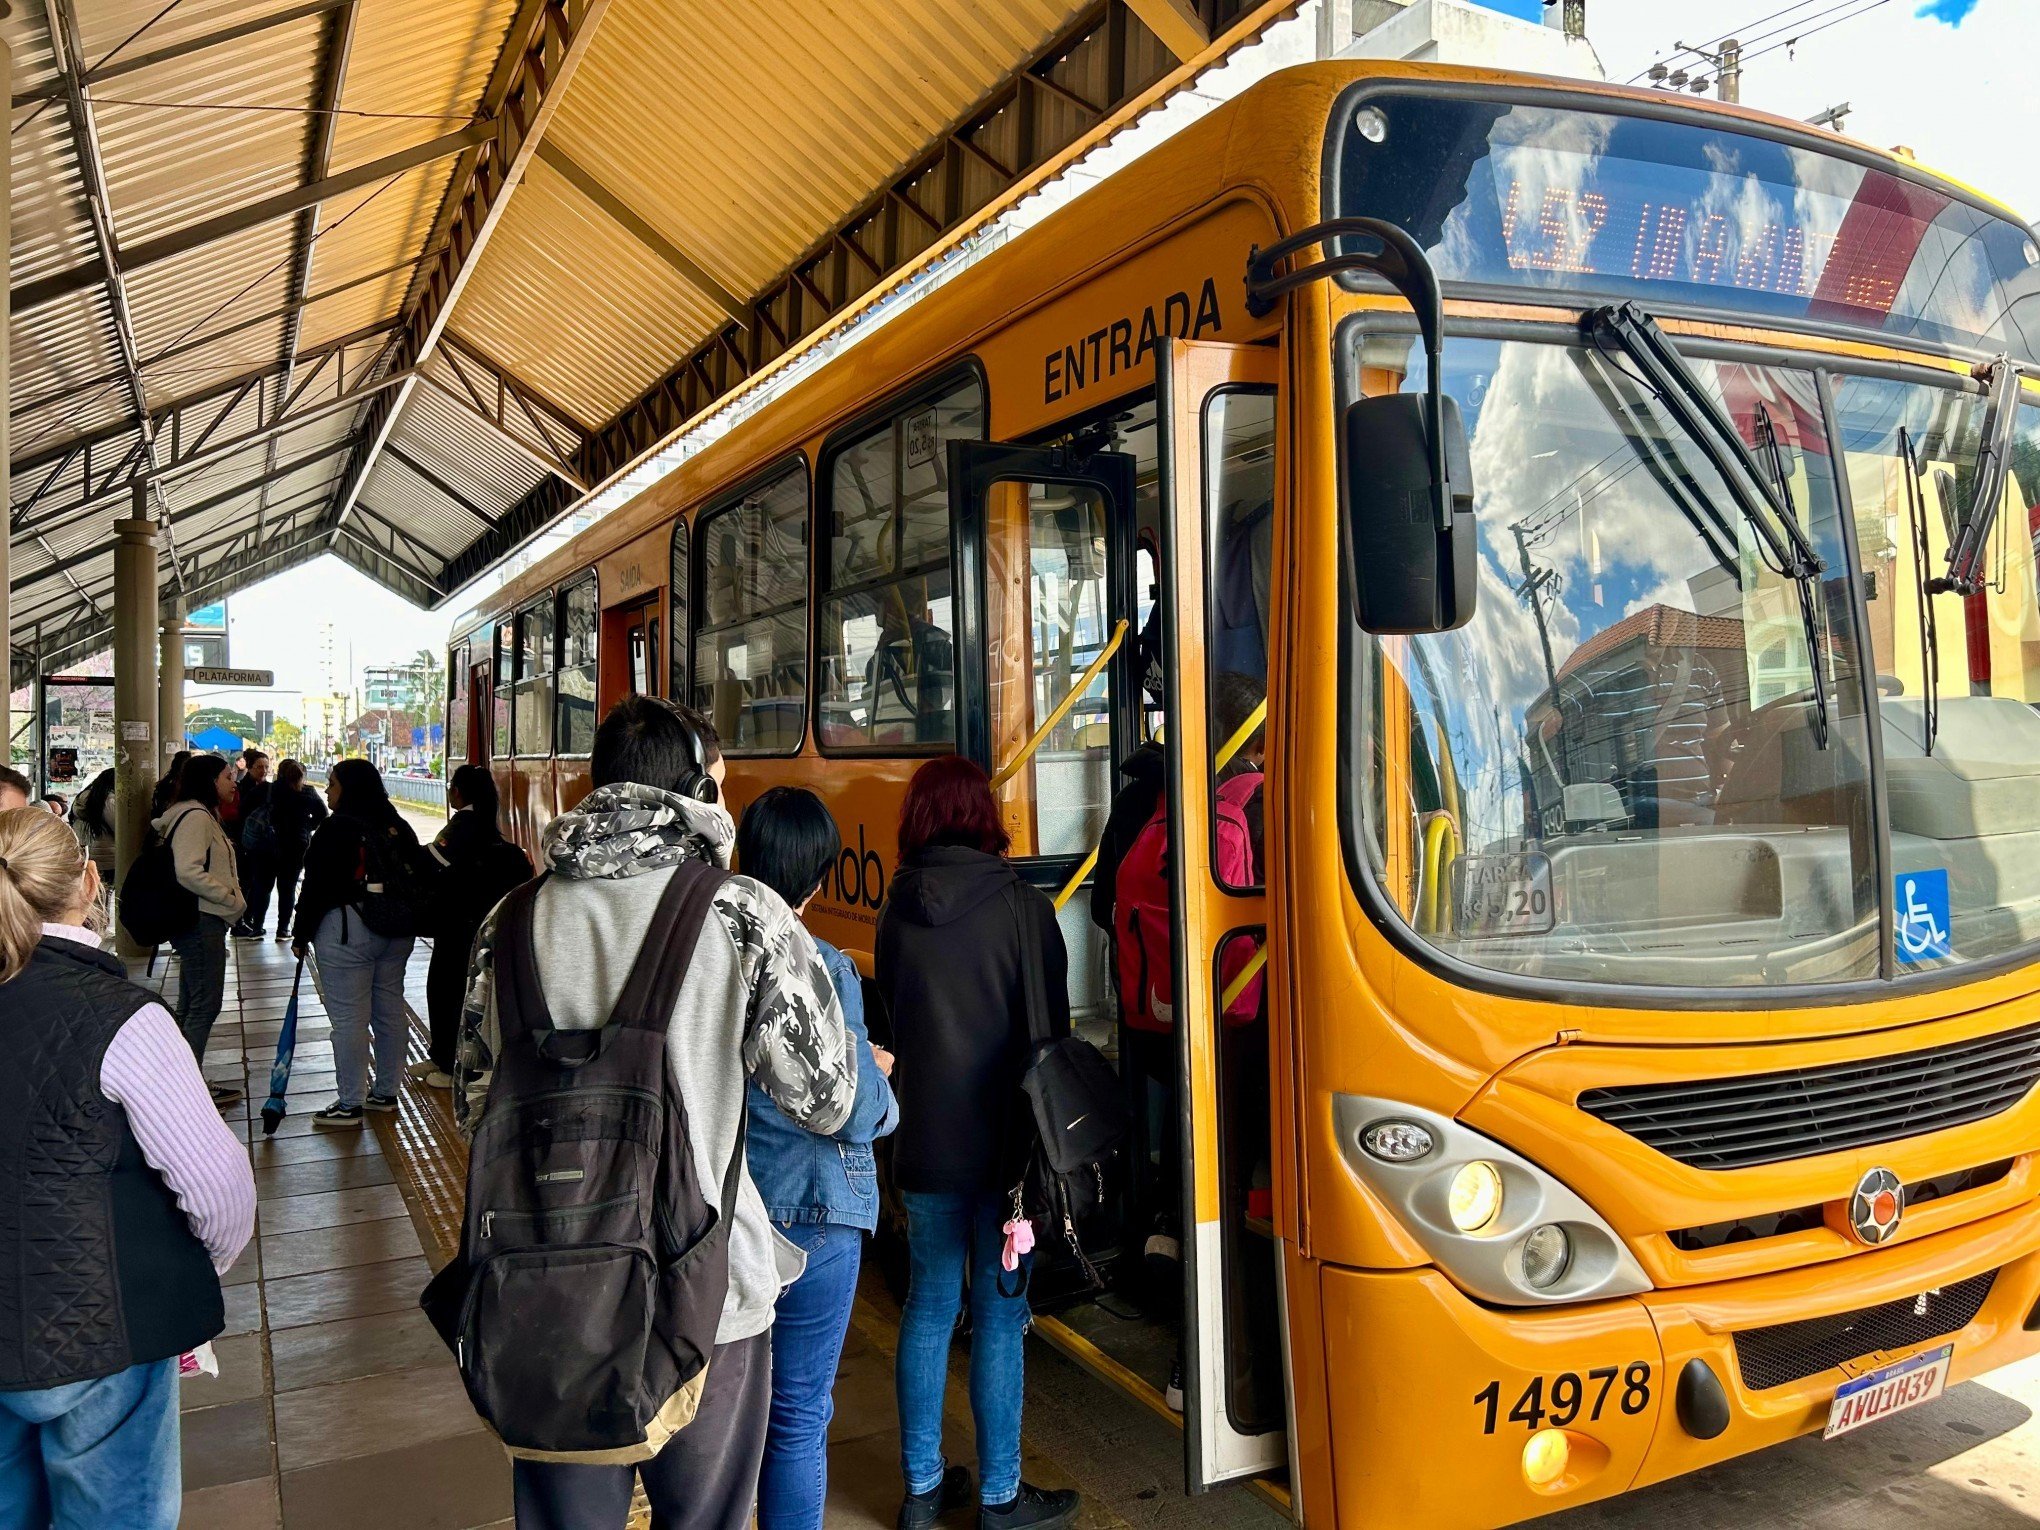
[[668, 701, 720, 805]]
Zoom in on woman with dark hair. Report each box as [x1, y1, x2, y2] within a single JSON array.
[[153, 755, 246, 1104], [264, 758, 326, 942], [72, 768, 118, 894], [877, 756, 1078, 1530], [293, 759, 422, 1128], [149, 750, 190, 819], [411, 762, 531, 1089], [736, 786, 897, 1530]]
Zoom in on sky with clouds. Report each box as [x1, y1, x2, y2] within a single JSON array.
[[203, 0, 2032, 732]]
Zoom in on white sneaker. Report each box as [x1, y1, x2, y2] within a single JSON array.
[[424, 1069, 455, 1090], [404, 1060, 438, 1081]]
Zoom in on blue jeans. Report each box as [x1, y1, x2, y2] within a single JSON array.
[[170, 913, 228, 1061], [0, 1357, 180, 1529], [315, 908, 414, 1108], [759, 1222, 863, 1530], [896, 1190, 1032, 1506]]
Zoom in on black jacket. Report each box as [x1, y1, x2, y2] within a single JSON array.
[[876, 847, 1069, 1194], [0, 938, 221, 1388], [268, 783, 327, 858], [1090, 741, 1166, 936], [426, 807, 533, 941], [293, 805, 420, 944]]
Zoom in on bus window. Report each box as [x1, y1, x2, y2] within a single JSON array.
[[693, 464, 808, 753], [492, 625, 512, 759], [556, 577, 598, 755], [984, 480, 1114, 856], [512, 596, 554, 757], [818, 376, 983, 750], [446, 643, 468, 767], [1206, 390, 1275, 892]]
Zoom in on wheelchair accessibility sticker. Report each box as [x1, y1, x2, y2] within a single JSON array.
[[1896, 869, 1954, 964]]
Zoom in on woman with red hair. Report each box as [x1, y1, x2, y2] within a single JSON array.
[[877, 756, 1079, 1530]]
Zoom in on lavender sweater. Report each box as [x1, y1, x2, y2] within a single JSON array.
[[45, 923, 256, 1273]]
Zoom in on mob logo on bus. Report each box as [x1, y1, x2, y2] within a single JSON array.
[[1847, 1167, 1904, 1246]]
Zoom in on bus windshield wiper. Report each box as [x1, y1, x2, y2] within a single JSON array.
[[1899, 428, 1941, 756], [1583, 303, 1826, 582], [1932, 355, 2022, 596], [1754, 402, 1832, 750]]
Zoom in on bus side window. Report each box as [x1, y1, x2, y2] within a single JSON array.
[[556, 576, 599, 755], [492, 625, 513, 760], [1206, 390, 1275, 891], [446, 643, 468, 768], [512, 595, 555, 758], [692, 464, 809, 754]]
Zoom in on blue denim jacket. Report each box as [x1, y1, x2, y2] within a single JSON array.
[[745, 939, 898, 1230]]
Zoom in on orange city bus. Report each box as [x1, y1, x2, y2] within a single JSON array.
[[448, 60, 2040, 1526]]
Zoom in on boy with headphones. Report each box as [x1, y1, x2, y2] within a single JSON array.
[[454, 695, 857, 1530]]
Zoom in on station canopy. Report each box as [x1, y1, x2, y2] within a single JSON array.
[[7, 0, 1292, 685]]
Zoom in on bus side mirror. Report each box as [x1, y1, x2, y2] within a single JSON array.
[[1342, 392, 1476, 634]]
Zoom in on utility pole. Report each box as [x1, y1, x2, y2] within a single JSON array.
[[1512, 523, 1561, 698], [1716, 37, 1741, 103]]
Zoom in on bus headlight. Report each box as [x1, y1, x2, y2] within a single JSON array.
[[1448, 1161, 1503, 1232], [1522, 1224, 1572, 1288], [1334, 1095, 1650, 1307]]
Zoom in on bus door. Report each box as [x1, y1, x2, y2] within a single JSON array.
[[949, 440, 1139, 1017], [604, 595, 662, 701], [1156, 336, 1286, 1491]]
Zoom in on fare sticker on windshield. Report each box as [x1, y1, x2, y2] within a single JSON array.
[[1453, 852, 1555, 937], [1895, 869, 1954, 964]]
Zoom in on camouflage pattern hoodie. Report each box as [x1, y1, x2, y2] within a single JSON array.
[[454, 782, 855, 1344]]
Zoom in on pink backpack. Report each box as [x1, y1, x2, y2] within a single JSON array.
[[1113, 772, 1264, 1033]]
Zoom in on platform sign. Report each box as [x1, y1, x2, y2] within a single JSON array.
[[188, 667, 274, 687]]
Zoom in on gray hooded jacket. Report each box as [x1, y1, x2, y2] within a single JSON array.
[[454, 783, 855, 1344]]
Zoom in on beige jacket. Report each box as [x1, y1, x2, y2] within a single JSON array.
[[153, 800, 246, 924]]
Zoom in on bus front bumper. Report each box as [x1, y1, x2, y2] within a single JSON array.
[[1316, 1198, 2040, 1528]]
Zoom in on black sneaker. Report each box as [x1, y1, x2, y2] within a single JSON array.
[[898, 1464, 972, 1530], [209, 1082, 244, 1105], [312, 1103, 364, 1130], [979, 1483, 1078, 1530], [363, 1093, 398, 1113], [230, 923, 261, 940]]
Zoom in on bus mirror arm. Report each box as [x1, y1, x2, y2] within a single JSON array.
[[1247, 219, 1477, 634]]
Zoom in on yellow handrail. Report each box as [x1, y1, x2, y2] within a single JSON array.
[[1417, 813, 1460, 934], [990, 619, 1129, 790], [1220, 943, 1268, 1011], [1214, 696, 1267, 774], [1052, 845, 1099, 911]]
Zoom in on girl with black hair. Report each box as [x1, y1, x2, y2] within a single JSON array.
[[152, 755, 246, 1103], [292, 759, 423, 1128], [72, 768, 118, 910], [410, 762, 531, 1089]]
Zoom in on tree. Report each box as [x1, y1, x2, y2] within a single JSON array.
[[268, 718, 304, 757], [413, 648, 448, 736]]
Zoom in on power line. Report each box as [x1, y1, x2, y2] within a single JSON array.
[[1626, 0, 1829, 82]]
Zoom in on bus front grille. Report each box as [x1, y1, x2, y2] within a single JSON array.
[[1731, 1271, 1996, 1392], [1578, 1023, 2040, 1169]]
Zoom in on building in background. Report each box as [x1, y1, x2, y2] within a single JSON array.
[[301, 693, 349, 761]]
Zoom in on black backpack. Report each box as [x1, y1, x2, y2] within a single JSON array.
[[355, 820, 430, 939], [1008, 883, 1131, 1292], [118, 810, 205, 948], [420, 861, 740, 1462]]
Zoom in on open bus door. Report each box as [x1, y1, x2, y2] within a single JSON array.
[[1157, 336, 1289, 1493]]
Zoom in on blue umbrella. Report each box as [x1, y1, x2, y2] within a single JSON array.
[[261, 957, 307, 1135]]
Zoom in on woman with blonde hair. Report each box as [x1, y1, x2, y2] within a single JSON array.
[[0, 807, 255, 1527]]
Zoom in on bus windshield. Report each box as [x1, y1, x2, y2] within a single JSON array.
[[1330, 88, 2040, 360], [1355, 329, 2040, 991]]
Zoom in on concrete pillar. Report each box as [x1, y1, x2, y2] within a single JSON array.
[[1, 12, 13, 754], [159, 599, 185, 768], [113, 510, 160, 958]]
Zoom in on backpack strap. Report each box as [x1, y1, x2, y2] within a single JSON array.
[[492, 874, 554, 1043], [1009, 881, 1053, 1051], [609, 859, 729, 1036]]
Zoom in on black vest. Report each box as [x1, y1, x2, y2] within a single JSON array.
[[0, 937, 224, 1390]]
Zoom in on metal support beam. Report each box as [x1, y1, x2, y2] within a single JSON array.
[[532, 142, 750, 327], [111, 507, 159, 957], [11, 0, 355, 108], [11, 120, 492, 315], [261, 1, 358, 541], [1126, 0, 1210, 59], [43, 0, 189, 592], [324, 0, 615, 540]]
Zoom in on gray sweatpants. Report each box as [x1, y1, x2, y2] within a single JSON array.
[[510, 1333, 771, 1530]]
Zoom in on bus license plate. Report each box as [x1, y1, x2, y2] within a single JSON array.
[[1824, 1344, 1953, 1439]]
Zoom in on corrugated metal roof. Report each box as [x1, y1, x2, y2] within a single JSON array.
[[8, 0, 1283, 678]]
